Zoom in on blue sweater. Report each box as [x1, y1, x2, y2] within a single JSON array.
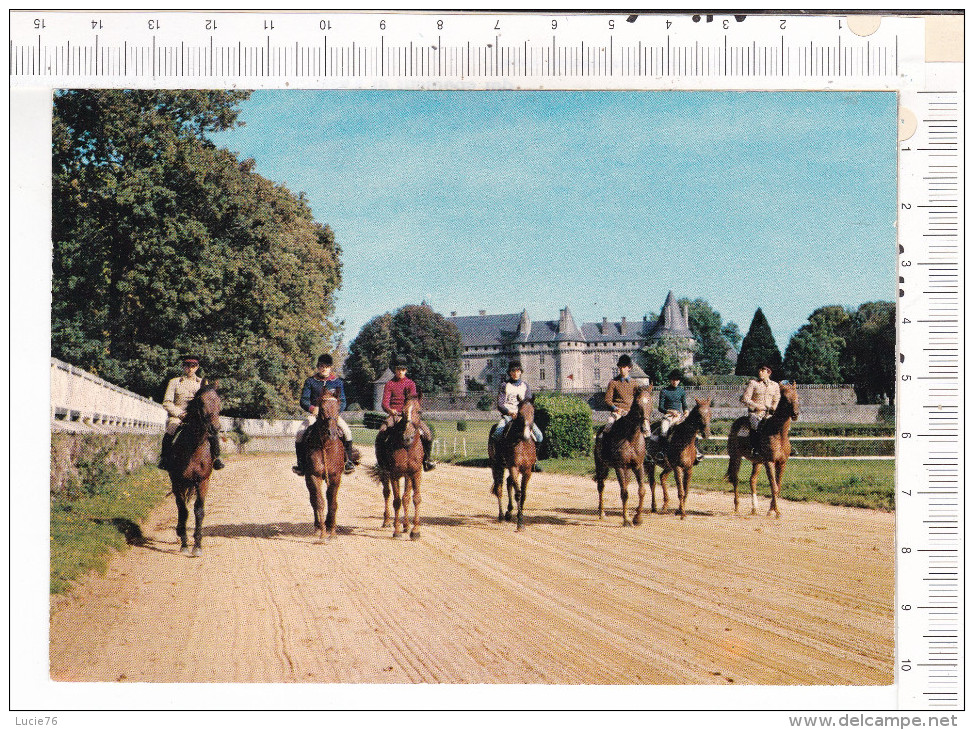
[[300, 374, 347, 413]]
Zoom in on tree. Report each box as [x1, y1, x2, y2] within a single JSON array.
[[678, 297, 739, 374], [783, 305, 852, 384], [52, 90, 343, 417], [344, 313, 395, 406], [846, 301, 895, 403], [642, 335, 695, 385], [735, 308, 783, 378], [345, 305, 463, 405]]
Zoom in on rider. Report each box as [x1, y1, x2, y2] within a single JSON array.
[[650, 369, 702, 463], [292, 354, 361, 476], [380, 355, 436, 471], [602, 355, 637, 435], [741, 364, 781, 455], [159, 354, 224, 471], [492, 360, 543, 444]]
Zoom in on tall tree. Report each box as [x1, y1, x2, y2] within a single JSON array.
[[642, 335, 695, 385], [346, 305, 463, 406], [735, 308, 783, 378], [52, 90, 342, 417], [846, 301, 895, 403], [783, 305, 852, 384], [678, 297, 738, 374]]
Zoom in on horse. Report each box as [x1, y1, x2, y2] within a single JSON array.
[[302, 390, 346, 541], [487, 399, 538, 531], [167, 380, 221, 557], [726, 381, 800, 517], [593, 386, 653, 526], [646, 398, 712, 519], [371, 394, 424, 539]]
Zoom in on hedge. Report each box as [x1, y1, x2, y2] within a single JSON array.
[[364, 411, 386, 430], [534, 392, 594, 458]]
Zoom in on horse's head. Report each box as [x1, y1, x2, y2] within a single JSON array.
[[188, 380, 222, 433], [316, 390, 341, 421], [517, 399, 536, 441], [632, 386, 653, 436], [779, 381, 800, 420], [401, 394, 422, 446], [693, 397, 712, 439]]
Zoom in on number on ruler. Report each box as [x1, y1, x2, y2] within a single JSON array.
[[206, 19, 217, 31], [901, 659, 912, 672], [552, 20, 558, 30], [265, 19, 275, 30], [437, 19, 443, 30], [147, 19, 159, 30], [34, 18, 45, 30], [380, 19, 386, 30], [320, 20, 332, 31], [91, 19, 102, 30]]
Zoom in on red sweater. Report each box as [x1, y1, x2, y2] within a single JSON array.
[[382, 377, 418, 413]]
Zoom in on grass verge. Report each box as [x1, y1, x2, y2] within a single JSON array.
[[51, 465, 171, 595]]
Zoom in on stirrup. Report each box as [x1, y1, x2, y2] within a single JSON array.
[[423, 460, 436, 472], [344, 459, 355, 474], [213, 458, 225, 470], [292, 465, 305, 476]]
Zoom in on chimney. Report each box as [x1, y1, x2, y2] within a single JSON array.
[[602, 317, 608, 334], [479, 310, 486, 316], [621, 317, 628, 335]]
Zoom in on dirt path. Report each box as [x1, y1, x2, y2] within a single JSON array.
[[50, 451, 894, 684]]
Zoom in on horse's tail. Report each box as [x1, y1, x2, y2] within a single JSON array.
[[366, 463, 386, 485]]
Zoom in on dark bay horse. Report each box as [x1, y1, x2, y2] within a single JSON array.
[[594, 386, 653, 526], [167, 380, 221, 557], [303, 390, 346, 541], [371, 394, 424, 539], [487, 399, 538, 531], [726, 381, 800, 517], [647, 398, 712, 519]]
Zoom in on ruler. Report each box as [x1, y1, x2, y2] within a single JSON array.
[[12, 9, 963, 711]]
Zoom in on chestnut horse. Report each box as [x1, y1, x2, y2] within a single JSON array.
[[594, 386, 653, 526], [372, 394, 424, 539], [167, 380, 221, 557], [726, 381, 800, 517], [646, 398, 712, 519], [303, 390, 346, 541], [487, 399, 538, 531]]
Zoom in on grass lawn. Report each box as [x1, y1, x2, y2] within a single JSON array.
[[51, 466, 171, 594]]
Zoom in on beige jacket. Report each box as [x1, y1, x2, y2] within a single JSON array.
[[163, 374, 202, 432], [741, 378, 781, 415]]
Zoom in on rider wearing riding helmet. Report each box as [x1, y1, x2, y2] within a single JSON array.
[[492, 360, 543, 444], [741, 363, 781, 454], [603, 354, 637, 434], [159, 354, 224, 471], [293, 353, 360, 476], [379, 355, 436, 471]]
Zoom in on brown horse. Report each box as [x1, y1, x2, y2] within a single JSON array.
[[594, 386, 653, 526], [487, 399, 538, 531], [646, 398, 712, 519], [726, 381, 800, 517], [303, 390, 346, 541], [372, 394, 424, 539], [167, 380, 221, 557]]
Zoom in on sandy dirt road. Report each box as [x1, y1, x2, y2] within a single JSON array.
[[50, 451, 893, 685]]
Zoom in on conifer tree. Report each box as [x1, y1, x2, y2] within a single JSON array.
[[735, 308, 783, 378]]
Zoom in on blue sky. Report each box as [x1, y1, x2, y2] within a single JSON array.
[[210, 90, 896, 350]]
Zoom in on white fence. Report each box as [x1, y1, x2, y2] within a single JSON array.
[[50, 357, 167, 432]]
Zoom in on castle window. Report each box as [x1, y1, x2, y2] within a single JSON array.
[[539, 353, 545, 365], [594, 353, 600, 364], [595, 368, 601, 381], [540, 368, 546, 382]]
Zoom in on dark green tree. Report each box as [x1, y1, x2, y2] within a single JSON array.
[[783, 305, 852, 384], [846, 301, 895, 403], [346, 305, 463, 405], [678, 297, 739, 374], [344, 312, 395, 406], [52, 90, 342, 417], [642, 335, 694, 385], [735, 308, 783, 378]]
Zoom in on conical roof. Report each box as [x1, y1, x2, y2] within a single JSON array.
[[651, 291, 693, 339]]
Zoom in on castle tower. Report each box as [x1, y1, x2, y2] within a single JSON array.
[[554, 306, 585, 390]]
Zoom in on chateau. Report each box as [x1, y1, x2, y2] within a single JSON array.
[[448, 292, 697, 393]]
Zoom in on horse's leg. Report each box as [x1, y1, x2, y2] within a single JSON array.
[[648, 463, 658, 514], [765, 462, 781, 518], [679, 466, 692, 520], [391, 477, 403, 537], [310, 474, 326, 541], [659, 468, 671, 514], [491, 460, 505, 522], [395, 477, 407, 537], [595, 455, 607, 519], [516, 470, 529, 531], [505, 468, 516, 522], [409, 472, 422, 541], [615, 467, 631, 526], [727, 444, 742, 513], [325, 470, 340, 539], [191, 480, 207, 557], [381, 475, 392, 528], [306, 475, 321, 531], [632, 463, 647, 525], [174, 486, 190, 554], [749, 462, 761, 515]]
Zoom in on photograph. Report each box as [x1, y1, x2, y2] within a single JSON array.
[[46, 87, 897, 688]]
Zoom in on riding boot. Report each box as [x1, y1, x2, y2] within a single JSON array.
[[209, 433, 225, 470], [749, 429, 761, 459], [292, 441, 305, 476], [342, 437, 358, 474], [158, 432, 174, 469], [422, 436, 436, 471]]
